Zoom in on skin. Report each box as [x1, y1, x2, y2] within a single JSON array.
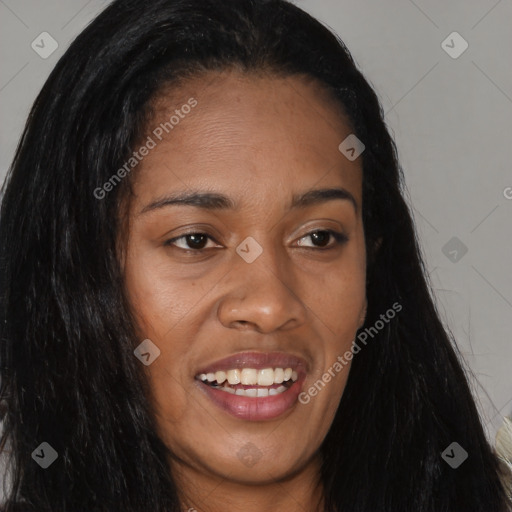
[[122, 70, 367, 512]]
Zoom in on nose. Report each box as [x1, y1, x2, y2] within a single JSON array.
[[217, 247, 308, 334]]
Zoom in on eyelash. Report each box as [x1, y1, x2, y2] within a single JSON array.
[[164, 229, 349, 254]]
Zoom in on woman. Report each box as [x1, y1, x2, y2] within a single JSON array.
[[0, 0, 510, 510]]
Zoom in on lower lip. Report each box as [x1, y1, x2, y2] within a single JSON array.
[[197, 378, 305, 421]]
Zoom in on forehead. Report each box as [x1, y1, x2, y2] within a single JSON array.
[[131, 70, 362, 210]]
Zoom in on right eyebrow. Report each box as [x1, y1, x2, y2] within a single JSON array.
[[139, 191, 236, 215]]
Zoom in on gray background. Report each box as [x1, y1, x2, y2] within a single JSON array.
[[0, 0, 510, 456]]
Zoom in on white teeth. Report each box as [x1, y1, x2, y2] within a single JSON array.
[[240, 368, 258, 385], [217, 385, 288, 397], [215, 370, 227, 385], [227, 369, 241, 385], [257, 368, 274, 386], [198, 367, 299, 385], [273, 367, 284, 384]]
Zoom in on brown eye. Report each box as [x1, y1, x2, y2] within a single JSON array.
[[310, 231, 330, 247], [165, 233, 219, 251], [297, 230, 348, 249], [184, 234, 208, 249]]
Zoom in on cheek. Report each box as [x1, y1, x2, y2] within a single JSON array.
[[123, 243, 209, 336], [312, 274, 365, 335], [300, 243, 366, 406], [301, 246, 366, 338], [122, 248, 199, 420]]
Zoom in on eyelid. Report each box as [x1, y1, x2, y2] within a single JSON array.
[[164, 232, 222, 251], [295, 229, 349, 248], [164, 227, 349, 253]]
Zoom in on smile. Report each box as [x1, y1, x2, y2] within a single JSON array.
[[197, 367, 298, 397], [194, 352, 307, 421]]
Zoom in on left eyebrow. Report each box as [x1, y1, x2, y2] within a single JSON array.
[[139, 187, 358, 215], [290, 187, 358, 214]]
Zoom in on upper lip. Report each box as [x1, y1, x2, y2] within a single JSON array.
[[195, 351, 309, 376]]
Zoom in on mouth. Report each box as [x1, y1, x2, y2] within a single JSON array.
[[197, 367, 298, 396], [194, 351, 308, 421]]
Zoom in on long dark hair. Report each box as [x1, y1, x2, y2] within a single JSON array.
[[0, 0, 508, 510]]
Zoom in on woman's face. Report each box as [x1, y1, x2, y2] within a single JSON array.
[[123, 71, 367, 488]]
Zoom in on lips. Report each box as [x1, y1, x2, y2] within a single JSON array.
[[195, 351, 308, 375], [194, 351, 308, 421]]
